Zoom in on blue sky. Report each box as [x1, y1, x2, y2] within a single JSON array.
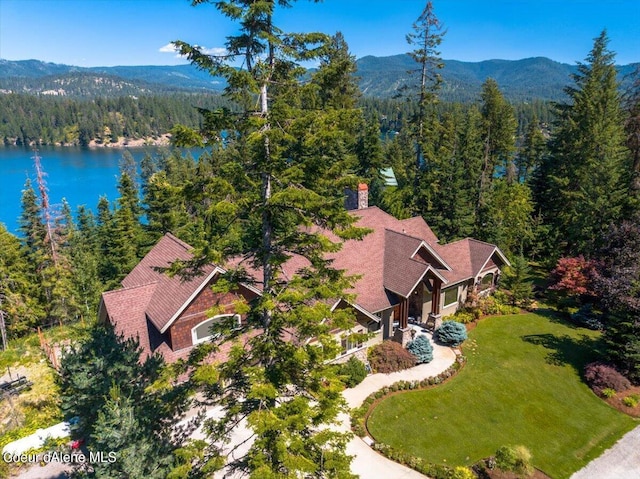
[[0, 0, 638, 67]]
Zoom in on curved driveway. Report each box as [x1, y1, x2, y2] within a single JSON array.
[[342, 336, 457, 478]]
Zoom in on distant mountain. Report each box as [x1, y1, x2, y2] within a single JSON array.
[[357, 54, 638, 102], [0, 59, 226, 97], [0, 57, 637, 102]]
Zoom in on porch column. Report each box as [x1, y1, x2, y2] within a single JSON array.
[[398, 297, 409, 329], [393, 297, 412, 347], [431, 278, 442, 315]]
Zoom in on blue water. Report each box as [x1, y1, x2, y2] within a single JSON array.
[[0, 146, 170, 234]]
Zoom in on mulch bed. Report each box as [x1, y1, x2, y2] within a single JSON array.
[[483, 469, 551, 479], [603, 384, 640, 417]]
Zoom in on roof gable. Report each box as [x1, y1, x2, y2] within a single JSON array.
[[101, 282, 157, 356], [119, 233, 219, 331]]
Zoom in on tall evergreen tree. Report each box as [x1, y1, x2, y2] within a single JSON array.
[[476, 78, 517, 237], [108, 171, 145, 283], [59, 325, 192, 478], [0, 224, 42, 338], [172, 1, 367, 476], [405, 0, 446, 218], [624, 65, 640, 205], [592, 217, 640, 382], [538, 31, 630, 256], [517, 114, 547, 184]]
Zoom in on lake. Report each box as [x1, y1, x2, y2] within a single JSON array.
[[0, 146, 174, 234]]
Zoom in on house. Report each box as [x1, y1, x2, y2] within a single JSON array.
[[99, 185, 509, 363], [98, 233, 261, 362]]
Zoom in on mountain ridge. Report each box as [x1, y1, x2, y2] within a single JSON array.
[[1, 56, 637, 102]]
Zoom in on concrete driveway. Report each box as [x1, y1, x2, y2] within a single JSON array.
[[10, 334, 456, 479], [343, 334, 457, 478], [570, 425, 640, 479]]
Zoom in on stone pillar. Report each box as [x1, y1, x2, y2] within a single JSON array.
[[428, 313, 442, 331], [393, 327, 414, 347]]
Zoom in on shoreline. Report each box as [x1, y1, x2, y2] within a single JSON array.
[[1, 134, 173, 149]]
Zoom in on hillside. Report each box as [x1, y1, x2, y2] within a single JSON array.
[[0, 56, 637, 102], [357, 54, 637, 101]]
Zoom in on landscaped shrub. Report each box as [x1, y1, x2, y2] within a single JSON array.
[[406, 335, 434, 364], [372, 442, 458, 479], [451, 310, 476, 324], [451, 466, 476, 479], [435, 321, 468, 346], [368, 341, 416, 373], [495, 445, 534, 477], [584, 362, 631, 395], [571, 303, 604, 330], [622, 394, 639, 408], [478, 294, 520, 316], [338, 356, 368, 388], [601, 388, 617, 398]]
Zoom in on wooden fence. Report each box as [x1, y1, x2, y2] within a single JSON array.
[[38, 327, 61, 371]]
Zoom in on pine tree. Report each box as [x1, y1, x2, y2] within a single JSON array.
[[502, 255, 533, 307], [624, 65, 640, 205], [517, 114, 547, 184], [108, 172, 145, 282], [0, 224, 42, 339], [477, 79, 518, 238], [19, 166, 78, 327], [59, 325, 192, 478], [540, 31, 630, 256], [482, 179, 534, 256], [405, 0, 446, 218], [172, 1, 367, 476]]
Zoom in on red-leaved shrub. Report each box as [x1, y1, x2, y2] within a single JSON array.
[[584, 362, 631, 394], [368, 341, 416, 374], [549, 256, 597, 297]]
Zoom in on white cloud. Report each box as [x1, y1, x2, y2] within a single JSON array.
[[201, 47, 227, 56], [159, 43, 227, 57], [159, 43, 178, 53]]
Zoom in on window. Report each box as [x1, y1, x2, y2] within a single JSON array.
[[191, 314, 241, 345], [340, 329, 365, 355], [480, 273, 494, 291], [443, 286, 458, 307]]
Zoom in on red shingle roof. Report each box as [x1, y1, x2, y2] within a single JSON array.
[[101, 282, 157, 357], [101, 208, 508, 361], [383, 229, 430, 297], [121, 233, 218, 332], [436, 238, 505, 285]]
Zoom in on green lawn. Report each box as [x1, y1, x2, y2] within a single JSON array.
[[367, 312, 638, 479]]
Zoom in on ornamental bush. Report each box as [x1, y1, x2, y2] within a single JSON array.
[[495, 445, 534, 477], [368, 341, 416, 373], [571, 303, 604, 330], [406, 335, 434, 364], [622, 394, 639, 408], [435, 321, 468, 346], [339, 356, 368, 388], [584, 362, 631, 395], [451, 466, 476, 479]]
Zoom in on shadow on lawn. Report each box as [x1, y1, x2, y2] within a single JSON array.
[[521, 332, 604, 372]]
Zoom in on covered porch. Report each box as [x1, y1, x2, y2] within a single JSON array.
[[386, 274, 447, 346]]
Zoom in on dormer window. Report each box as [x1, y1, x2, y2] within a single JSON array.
[[191, 314, 242, 345]]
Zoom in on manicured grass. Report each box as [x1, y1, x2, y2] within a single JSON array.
[[367, 312, 638, 479]]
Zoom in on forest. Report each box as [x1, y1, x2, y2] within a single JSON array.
[[0, 93, 232, 146], [1, 0, 640, 477]]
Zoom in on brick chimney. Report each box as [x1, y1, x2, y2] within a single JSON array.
[[345, 183, 369, 210]]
